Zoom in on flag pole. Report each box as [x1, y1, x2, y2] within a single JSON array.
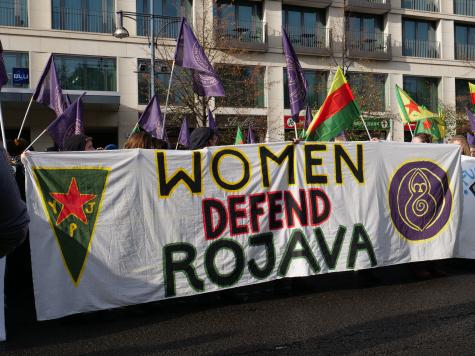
[[23, 127, 47, 152], [0, 101, 6, 149], [17, 95, 34, 139], [129, 122, 139, 136], [359, 115, 372, 140], [293, 113, 299, 139], [163, 60, 176, 128]]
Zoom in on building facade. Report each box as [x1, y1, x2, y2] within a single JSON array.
[[0, 0, 474, 149]]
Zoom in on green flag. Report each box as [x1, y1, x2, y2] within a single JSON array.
[[235, 127, 245, 144], [415, 118, 441, 141]]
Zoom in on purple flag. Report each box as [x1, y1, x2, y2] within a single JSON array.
[[207, 107, 217, 130], [467, 107, 475, 132], [138, 94, 168, 143], [174, 18, 225, 97], [282, 28, 308, 119], [247, 126, 256, 144], [47, 93, 85, 150], [0, 41, 8, 90], [33, 55, 68, 116], [177, 115, 190, 148], [304, 105, 313, 130], [468, 132, 475, 146]]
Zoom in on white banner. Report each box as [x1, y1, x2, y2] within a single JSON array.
[[455, 156, 475, 258], [23, 142, 462, 320]]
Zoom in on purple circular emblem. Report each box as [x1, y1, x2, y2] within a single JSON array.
[[388, 161, 452, 241]]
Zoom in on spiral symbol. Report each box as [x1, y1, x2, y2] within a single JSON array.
[[412, 198, 429, 217]]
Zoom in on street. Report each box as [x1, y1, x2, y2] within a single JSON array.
[[2, 260, 475, 355]]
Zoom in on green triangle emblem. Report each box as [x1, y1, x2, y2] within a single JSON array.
[[33, 168, 110, 285]]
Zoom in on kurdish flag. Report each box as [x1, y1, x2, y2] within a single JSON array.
[[395, 85, 437, 123], [305, 67, 360, 141], [235, 127, 245, 145], [415, 118, 441, 141], [469, 82, 475, 105]]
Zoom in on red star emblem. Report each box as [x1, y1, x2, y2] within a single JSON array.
[[405, 100, 420, 114], [50, 177, 96, 225], [423, 119, 432, 129]]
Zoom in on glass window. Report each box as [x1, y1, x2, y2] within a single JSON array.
[[216, 65, 265, 108], [454, 0, 475, 16], [455, 23, 475, 60], [347, 72, 386, 112], [137, 58, 188, 105], [2, 51, 29, 88], [52, 0, 114, 33], [136, 0, 192, 38], [403, 76, 439, 112], [55, 55, 117, 91], [402, 18, 437, 57], [282, 6, 326, 47], [284, 69, 327, 110], [455, 78, 475, 112], [0, 0, 28, 27]]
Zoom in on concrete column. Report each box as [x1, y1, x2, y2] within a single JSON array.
[[28, 0, 51, 30], [389, 73, 404, 142], [264, 0, 282, 52], [440, 0, 453, 14], [117, 56, 139, 147], [116, 0, 137, 36], [388, 13, 402, 57], [266, 66, 284, 142], [440, 19, 454, 60], [327, 5, 345, 56], [440, 76, 456, 109]]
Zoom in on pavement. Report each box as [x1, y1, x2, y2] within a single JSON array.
[[2, 260, 475, 355]]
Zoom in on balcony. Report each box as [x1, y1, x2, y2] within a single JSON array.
[[137, 15, 181, 39], [401, 0, 439, 12], [0, 1, 27, 27], [215, 19, 268, 52], [455, 43, 475, 60], [346, 32, 392, 60], [454, 0, 475, 16], [403, 39, 440, 58], [284, 25, 332, 56], [345, 0, 391, 14], [52, 7, 115, 34]]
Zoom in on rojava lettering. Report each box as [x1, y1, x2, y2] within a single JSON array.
[[163, 225, 377, 297], [156, 143, 364, 197]]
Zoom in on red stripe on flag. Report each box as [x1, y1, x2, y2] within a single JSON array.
[[308, 83, 355, 132], [471, 92, 475, 105]]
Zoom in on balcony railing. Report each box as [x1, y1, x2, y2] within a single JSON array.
[[401, 0, 439, 12], [284, 25, 331, 52], [0, 2, 28, 27], [345, 0, 391, 13], [454, 0, 475, 16], [403, 39, 440, 58], [455, 43, 475, 60], [346, 32, 392, 60], [215, 19, 268, 51], [137, 15, 181, 39], [52, 7, 115, 33]]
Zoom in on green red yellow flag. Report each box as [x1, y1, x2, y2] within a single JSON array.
[[234, 126, 245, 145], [469, 82, 475, 105], [395, 85, 437, 123], [305, 67, 360, 141], [414, 117, 441, 141]]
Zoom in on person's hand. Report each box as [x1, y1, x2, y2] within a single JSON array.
[[370, 138, 381, 142], [292, 138, 301, 144]]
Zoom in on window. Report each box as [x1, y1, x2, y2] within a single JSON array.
[[0, 0, 27, 27], [52, 0, 114, 33], [347, 72, 386, 112], [55, 55, 117, 91], [136, 0, 191, 38], [454, 0, 475, 16], [216, 0, 264, 43], [216, 65, 265, 108], [402, 18, 438, 58], [284, 69, 327, 110], [455, 23, 475, 60], [137, 58, 188, 105], [2, 51, 29, 88], [455, 79, 475, 112], [403, 76, 439, 112], [282, 6, 326, 48], [347, 13, 385, 52], [401, 0, 439, 12]]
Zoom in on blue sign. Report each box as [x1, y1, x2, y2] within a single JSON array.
[[12, 68, 29, 85]]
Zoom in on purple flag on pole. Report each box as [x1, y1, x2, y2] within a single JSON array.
[[138, 94, 169, 143], [207, 107, 217, 130], [282, 27, 307, 119], [304, 105, 313, 130], [467, 107, 475, 132], [174, 18, 225, 97], [0, 41, 8, 90], [47, 93, 85, 150], [177, 115, 190, 148], [33, 55, 68, 116], [468, 132, 475, 146], [247, 126, 256, 144]]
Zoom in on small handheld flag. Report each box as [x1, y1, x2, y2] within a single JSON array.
[[235, 127, 244, 145], [395, 85, 437, 124]]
